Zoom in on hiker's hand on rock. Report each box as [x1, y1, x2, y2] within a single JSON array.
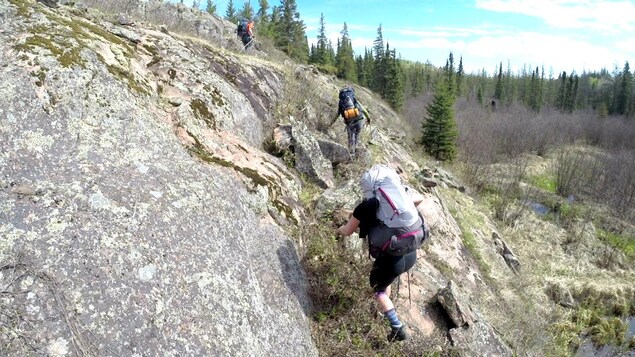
[[333, 208, 352, 226]]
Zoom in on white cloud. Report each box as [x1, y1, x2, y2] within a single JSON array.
[[475, 0, 635, 33]]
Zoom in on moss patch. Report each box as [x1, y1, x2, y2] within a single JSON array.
[[190, 99, 217, 130], [7, 0, 30, 18], [105, 63, 149, 95]]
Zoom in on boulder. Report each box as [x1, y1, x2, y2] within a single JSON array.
[[437, 281, 477, 327], [315, 180, 359, 217], [289, 119, 334, 188], [492, 232, 521, 273], [273, 125, 292, 153], [316, 137, 350, 164], [448, 320, 514, 357]]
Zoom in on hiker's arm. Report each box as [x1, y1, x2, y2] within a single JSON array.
[[405, 185, 424, 206], [338, 216, 360, 236], [358, 103, 371, 123], [330, 112, 340, 126], [412, 193, 424, 207]]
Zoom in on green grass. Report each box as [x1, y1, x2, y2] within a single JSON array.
[[529, 174, 557, 193], [597, 229, 635, 258], [448, 206, 492, 278]]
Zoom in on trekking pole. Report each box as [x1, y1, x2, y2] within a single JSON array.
[[242, 38, 253, 51], [408, 271, 412, 306]]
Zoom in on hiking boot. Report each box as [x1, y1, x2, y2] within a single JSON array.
[[388, 324, 408, 342]]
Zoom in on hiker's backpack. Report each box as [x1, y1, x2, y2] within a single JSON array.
[[338, 87, 361, 122], [360, 164, 429, 257], [237, 19, 248, 36]]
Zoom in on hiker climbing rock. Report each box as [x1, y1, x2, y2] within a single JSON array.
[[236, 18, 255, 49], [337, 164, 429, 342], [330, 86, 370, 155]]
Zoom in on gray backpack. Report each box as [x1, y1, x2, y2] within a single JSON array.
[[360, 165, 428, 257]]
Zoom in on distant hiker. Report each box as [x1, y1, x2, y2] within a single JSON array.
[[337, 164, 429, 342], [330, 86, 370, 155], [236, 18, 255, 49]]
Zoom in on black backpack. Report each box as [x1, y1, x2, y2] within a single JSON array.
[[338, 87, 361, 121], [237, 19, 247, 35]]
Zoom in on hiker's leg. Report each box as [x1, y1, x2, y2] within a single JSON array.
[[346, 124, 355, 152], [352, 120, 363, 147], [370, 256, 399, 314], [371, 253, 417, 339]]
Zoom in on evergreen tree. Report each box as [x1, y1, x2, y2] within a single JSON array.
[[206, 0, 216, 14], [192, 0, 200, 9], [315, 13, 331, 66], [335, 23, 357, 81], [257, 0, 269, 21], [273, 0, 308, 62], [556, 71, 567, 110], [444, 52, 455, 95], [240, 1, 255, 20], [421, 81, 458, 161], [372, 24, 386, 94], [494, 62, 504, 101], [456, 56, 464, 97], [225, 0, 238, 22], [616, 61, 633, 116], [384, 47, 404, 110], [477, 86, 484, 106]]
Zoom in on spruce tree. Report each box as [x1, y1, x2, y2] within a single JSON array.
[[421, 81, 458, 161], [257, 0, 269, 21], [240, 1, 255, 20], [617, 61, 633, 116], [316, 13, 330, 66], [456, 56, 464, 97], [384, 48, 404, 110], [275, 0, 308, 63], [444, 52, 455, 95], [206, 0, 216, 14], [335, 23, 357, 81], [372, 24, 386, 94], [226, 0, 238, 22], [494, 62, 503, 101]]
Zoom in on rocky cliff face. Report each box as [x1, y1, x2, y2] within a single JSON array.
[[0, 1, 524, 356], [0, 1, 315, 355]]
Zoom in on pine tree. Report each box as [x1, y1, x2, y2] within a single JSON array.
[[456, 56, 464, 97], [372, 24, 386, 94], [384, 47, 404, 110], [274, 0, 308, 62], [335, 23, 357, 81], [257, 0, 269, 21], [494, 62, 504, 101], [556, 71, 567, 110], [315, 13, 331, 66], [206, 0, 216, 14], [225, 0, 237, 22], [421, 81, 458, 161], [477, 86, 484, 106], [444, 52, 455, 95], [616, 61, 633, 116], [240, 1, 255, 20]]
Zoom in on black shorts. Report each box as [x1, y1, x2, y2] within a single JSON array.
[[369, 251, 417, 292]]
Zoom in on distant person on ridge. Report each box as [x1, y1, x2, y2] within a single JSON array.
[[236, 18, 255, 49], [337, 164, 430, 342], [330, 86, 370, 155]]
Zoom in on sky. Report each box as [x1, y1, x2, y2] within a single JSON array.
[[188, 0, 635, 76]]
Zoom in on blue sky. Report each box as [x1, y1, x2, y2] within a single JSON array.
[[188, 0, 635, 76]]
